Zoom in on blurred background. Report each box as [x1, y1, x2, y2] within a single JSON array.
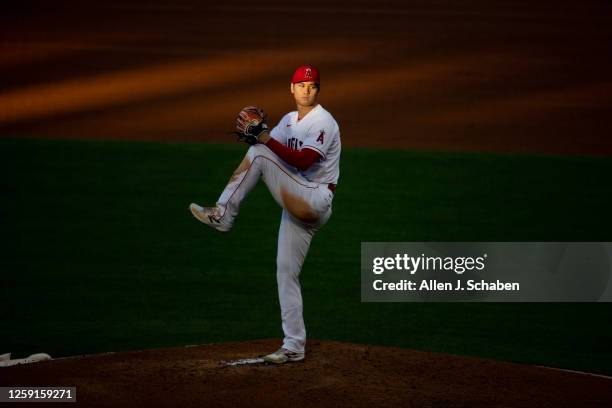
[[2, 0, 612, 153]]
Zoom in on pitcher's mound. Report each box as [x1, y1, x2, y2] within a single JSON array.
[[2, 339, 611, 407]]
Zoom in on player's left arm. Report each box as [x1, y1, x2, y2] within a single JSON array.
[[299, 123, 332, 161], [259, 133, 321, 171]]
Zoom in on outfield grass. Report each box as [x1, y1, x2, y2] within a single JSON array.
[[1, 138, 611, 374]]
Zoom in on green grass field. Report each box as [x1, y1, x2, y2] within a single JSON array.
[[1, 138, 612, 374]]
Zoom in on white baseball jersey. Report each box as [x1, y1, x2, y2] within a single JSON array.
[[269, 104, 341, 185]]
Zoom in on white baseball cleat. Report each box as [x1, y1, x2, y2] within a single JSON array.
[[263, 348, 305, 364], [0, 353, 11, 361], [189, 203, 232, 232]]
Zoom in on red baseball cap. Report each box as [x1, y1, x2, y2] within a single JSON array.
[[291, 65, 320, 84]]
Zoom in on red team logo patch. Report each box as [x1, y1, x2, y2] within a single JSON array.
[[316, 130, 325, 144], [305, 67, 312, 79]]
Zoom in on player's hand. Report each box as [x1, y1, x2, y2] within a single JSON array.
[[234, 106, 268, 145], [257, 132, 271, 144]]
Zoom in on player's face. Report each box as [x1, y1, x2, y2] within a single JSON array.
[[291, 81, 319, 107]]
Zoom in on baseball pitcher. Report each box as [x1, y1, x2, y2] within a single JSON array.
[[190, 65, 340, 364]]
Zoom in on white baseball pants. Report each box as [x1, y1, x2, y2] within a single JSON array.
[[216, 144, 333, 353]]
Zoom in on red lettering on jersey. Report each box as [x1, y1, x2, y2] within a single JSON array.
[[316, 130, 325, 144]]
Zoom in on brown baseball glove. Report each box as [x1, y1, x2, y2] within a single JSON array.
[[234, 106, 268, 145]]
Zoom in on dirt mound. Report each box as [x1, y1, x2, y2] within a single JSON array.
[[1, 339, 611, 407]]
